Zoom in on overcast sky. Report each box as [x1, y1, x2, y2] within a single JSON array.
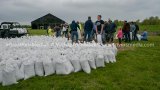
[[0, 0, 160, 25]]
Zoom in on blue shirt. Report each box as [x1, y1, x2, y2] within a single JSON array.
[[141, 31, 148, 39]]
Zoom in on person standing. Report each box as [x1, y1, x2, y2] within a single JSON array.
[[84, 16, 93, 42], [103, 21, 109, 43], [122, 21, 131, 42], [91, 23, 97, 40], [108, 20, 117, 43], [95, 15, 104, 43], [134, 22, 139, 41], [130, 22, 136, 40], [54, 24, 61, 37], [70, 20, 80, 43], [48, 26, 54, 37], [62, 24, 67, 37]]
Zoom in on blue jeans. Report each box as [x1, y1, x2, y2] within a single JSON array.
[[84, 30, 92, 42], [124, 32, 131, 42], [71, 31, 78, 43]]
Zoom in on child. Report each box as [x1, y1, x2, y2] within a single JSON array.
[[117, 28, 123, 44]]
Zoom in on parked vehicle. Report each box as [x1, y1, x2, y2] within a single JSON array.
[[0, 22, 28, 38]]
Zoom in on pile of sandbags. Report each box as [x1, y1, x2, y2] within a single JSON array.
[[0, 36, 118, 86]]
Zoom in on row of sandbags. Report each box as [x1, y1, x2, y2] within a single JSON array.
[[0, 50, 116, 86]]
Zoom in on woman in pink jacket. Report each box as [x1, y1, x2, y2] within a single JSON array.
[[117, 28, 123, 44]]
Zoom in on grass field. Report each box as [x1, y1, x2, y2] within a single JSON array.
[[0, 36, 160, 90], [140, 25, 160, 32], [27, 29, 48, 36]]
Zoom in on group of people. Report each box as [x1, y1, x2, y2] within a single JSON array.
[[70, 15, 117, 44], [48, 24, 69, 38], [48, 15, 148, 44]]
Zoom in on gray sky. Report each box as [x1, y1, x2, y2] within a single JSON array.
[[0, 0, 160, 25]]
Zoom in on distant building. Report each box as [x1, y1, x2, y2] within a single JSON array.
[[31, 13, 65, 29]]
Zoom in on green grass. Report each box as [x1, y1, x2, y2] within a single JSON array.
[[0, 36, 160, 90], [140, 25, 160, 32], [27, 29, 48, 36]]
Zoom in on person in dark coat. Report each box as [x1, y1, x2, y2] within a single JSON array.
[[84, 16, 93, 42], [122, 21, 131, 42], [54, 24, 61, 37], [108, 20, 117, 43], [70, 20, 80, 43], [133, 22, 139, 41], [103, 21, 110, 42]]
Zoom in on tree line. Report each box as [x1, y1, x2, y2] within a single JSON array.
[[114, 16, 160, 26]]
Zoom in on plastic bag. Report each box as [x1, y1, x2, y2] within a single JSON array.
[[80, 57, 91, 74], [95, 54, 105, 67], [0, 70, 2, 84], [23, 61, 35, 80], [137, 34, 141, 41], [43, 58, 55, 76], [56, 57, 74, 75], [35, 60, 44, 76], [87, 55, 96, 69], [77, 29, 82, 39], [2, 65, 18, 86], [70, 56, 81, 72], [97, 34, 102, 44], [14, 63, 24, 81]]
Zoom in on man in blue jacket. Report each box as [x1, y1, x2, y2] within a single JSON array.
[[84, 16, 93, 42], [70, 20, 80, 43]]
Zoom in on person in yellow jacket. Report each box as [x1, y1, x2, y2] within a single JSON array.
[[48, 26, 54, 36]]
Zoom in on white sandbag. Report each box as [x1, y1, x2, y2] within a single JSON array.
[[112, 43, 118, 56], [14, 63, 24, 81], [0, 63, 3, 83], [130, 32, 133, 40], [65, 61, 74, 74], [0, 70, 2, 84], [70, 60, 81, 72], [55, 61, 66, 75], [2, 65, 18, 86], [88, 55, 96, 69], [88, 60, 96, 69], [35, 60, 44, 76], [80, 58, 91, 74], [23, 61, 35, 80], [137, 34, 141, 41], [70, 56, 81, 72], [97, 34, 102, 44], [77, 29, 82, 39], [43, 58, 54, 76], [95, 54, 105, 67], [108, 50, 116, 63], [104, 55, 110, 63], [52, 60, 56, 74], [56, 58, 74, 75]]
